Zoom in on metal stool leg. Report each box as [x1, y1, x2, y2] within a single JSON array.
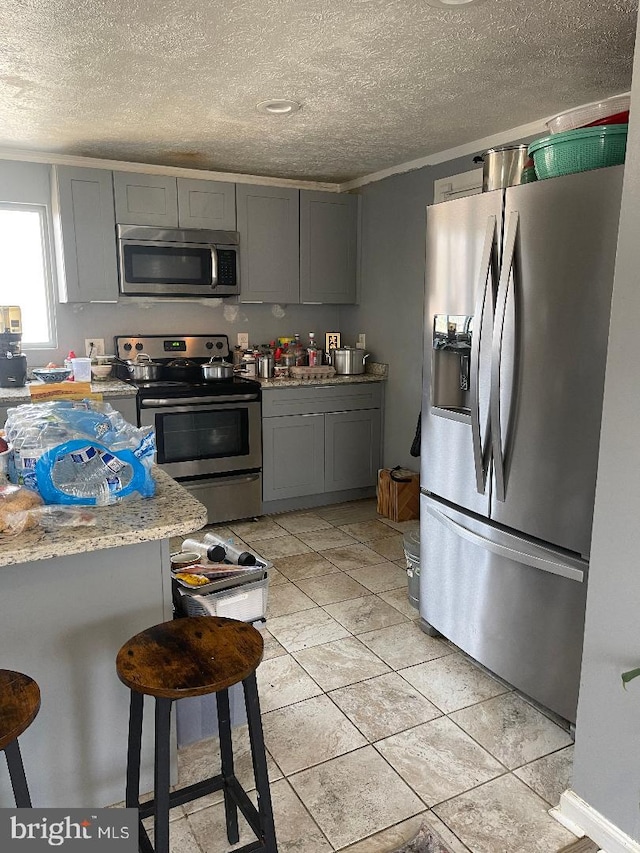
[[243, 672, 278, 853], [216, 688, 239, 844], [4, 739, 32, 807], [153, 698, 172, 853], [125, 690, 144, 809]]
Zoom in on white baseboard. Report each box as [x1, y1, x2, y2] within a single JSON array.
[[557, 790, 640, 853]]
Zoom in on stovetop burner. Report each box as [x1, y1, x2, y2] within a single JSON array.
[[132, 376, 261, 397], [114, 335, 261, 400]]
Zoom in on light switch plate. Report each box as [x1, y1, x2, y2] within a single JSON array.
[[85, 338, 105, 357], [237, 333, 249, 349], [356, 333, 366, 350]]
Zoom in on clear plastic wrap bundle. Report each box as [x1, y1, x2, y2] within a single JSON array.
[[4, 400, 156, 505]]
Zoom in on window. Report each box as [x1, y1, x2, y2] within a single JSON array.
[[0, 203, 56, 347]]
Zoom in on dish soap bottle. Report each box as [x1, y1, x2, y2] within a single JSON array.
[[64, 350, 76, 381]]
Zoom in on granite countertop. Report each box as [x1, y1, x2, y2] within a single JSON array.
[[258, 361, 388, 389], [0, 468, 207, 568], [0, 378, 137, 405]]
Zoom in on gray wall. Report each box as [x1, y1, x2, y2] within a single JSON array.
[[51, 300, 341, 367], [344, 151, 487, 470], [571, 9, 640, 840]]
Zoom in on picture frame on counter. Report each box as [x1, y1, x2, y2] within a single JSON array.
[[325, 332, 341, 352]]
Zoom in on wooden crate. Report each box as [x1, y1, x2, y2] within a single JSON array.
[[377, 467, 419, 522]]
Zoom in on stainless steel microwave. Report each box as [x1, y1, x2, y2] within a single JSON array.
[[117, 225, 240, 297]]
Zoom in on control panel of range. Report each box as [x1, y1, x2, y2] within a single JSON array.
[[114, 335, 230, 361]]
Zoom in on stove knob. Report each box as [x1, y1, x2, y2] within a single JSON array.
[[135, 343, 144, 351], [123, 343, 132, 351], [206, 342, 213, 349], [216, 341, 224, 349]]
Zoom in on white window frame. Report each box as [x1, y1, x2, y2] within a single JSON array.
[[433, 168, 483, 204], [0, 201, 57, 349]]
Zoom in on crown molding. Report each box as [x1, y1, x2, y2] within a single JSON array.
[[0, 147, 342, 192], [338, 116, 549, 190]]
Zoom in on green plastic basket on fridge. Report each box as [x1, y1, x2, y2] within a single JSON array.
[[528, 124, 628, 180]]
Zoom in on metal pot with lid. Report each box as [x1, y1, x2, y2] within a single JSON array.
[[330, 347, 369, 375], [125, 352, 163, 382], [164, 357, 202, 383], [202, 357, 235, 381]]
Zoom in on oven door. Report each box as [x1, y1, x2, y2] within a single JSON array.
[[139, 397, 261, 478]]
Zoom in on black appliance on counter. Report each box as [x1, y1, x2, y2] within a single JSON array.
[[114, 335, 261, 524], [0, 306, 27, 388]]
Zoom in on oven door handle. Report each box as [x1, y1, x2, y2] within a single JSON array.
[[140, 394, 259, 407]]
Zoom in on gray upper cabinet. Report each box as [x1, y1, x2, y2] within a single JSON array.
[[300, 190, 358, 304], [114, 172, 235, 230], [236, 184, 300, 304], [52, 166, 119, 303], [177, 179, 236, 230], [113, 172, 179, 227]]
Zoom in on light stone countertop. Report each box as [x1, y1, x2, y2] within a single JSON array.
[[0, 378, 137, 406], [0, 468, 208, 568], [258, 361, 388, 389]]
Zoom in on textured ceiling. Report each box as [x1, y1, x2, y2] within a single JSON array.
[[0, 0, 637, 183]]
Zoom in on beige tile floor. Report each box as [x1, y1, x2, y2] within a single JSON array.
[[167, 499, 579, 853]]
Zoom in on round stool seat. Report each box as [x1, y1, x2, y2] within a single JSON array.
[[0, 670, 41, 751], [116, 616, 264, 699]]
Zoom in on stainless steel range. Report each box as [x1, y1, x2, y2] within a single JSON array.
[[114, 334, 261, 523]]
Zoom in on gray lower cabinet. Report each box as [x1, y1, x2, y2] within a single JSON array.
[[237, 184, 300, 304], [107, 394, 138, 425], [262, 413, 325, 501], [300, 190, 358, 304], [52, 166, 119, 303], [325, 409, 381, 491], [262, 384, 383, 503]]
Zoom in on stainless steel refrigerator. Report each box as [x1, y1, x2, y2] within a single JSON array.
[[419, 165, 624, 722]]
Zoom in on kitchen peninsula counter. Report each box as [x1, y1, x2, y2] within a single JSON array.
[[0, 470, 207, 809], [0, 468, 207, 567]]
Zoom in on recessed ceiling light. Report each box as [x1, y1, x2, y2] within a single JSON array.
[[256, 99, 302, 116], [425, 0, 486, 7]]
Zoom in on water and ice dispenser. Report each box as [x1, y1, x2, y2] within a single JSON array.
[[431, 314, 473, 414]]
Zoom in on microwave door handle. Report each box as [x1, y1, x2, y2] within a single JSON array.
[[210, 247, 218, 287]]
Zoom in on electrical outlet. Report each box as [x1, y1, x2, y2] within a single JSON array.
[[85, 338, 105, 357], [237, 333, 249, 349], [356, 333, 366, 350]]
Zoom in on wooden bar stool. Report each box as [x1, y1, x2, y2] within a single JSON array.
[[116, 616, 277, 853], [0, 669, 41, 807]]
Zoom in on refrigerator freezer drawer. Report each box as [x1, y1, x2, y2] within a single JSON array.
[[420, 493, 587, 722]]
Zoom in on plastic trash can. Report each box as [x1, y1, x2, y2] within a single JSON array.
[[403, 528, 420, 610]]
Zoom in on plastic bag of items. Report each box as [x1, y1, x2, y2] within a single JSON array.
[[0, 485, 97, 535], [3, 400, 156, 506]]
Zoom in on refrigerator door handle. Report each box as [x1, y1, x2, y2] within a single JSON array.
[[470, 215, 496, 494], [491, 210, 519, 502], [426, 502, 585, 583]]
